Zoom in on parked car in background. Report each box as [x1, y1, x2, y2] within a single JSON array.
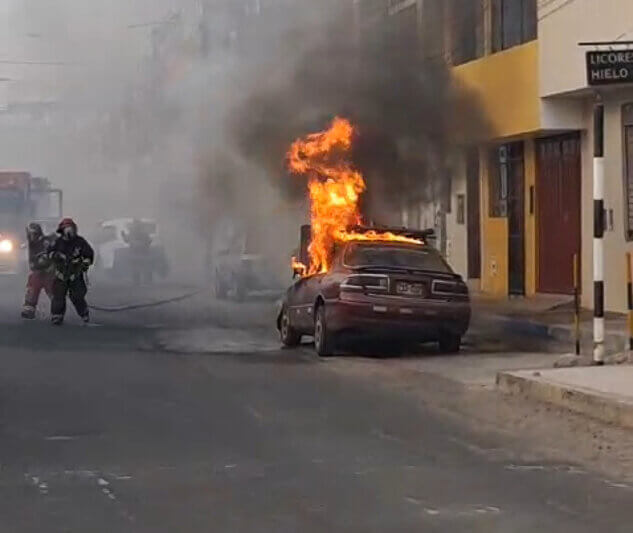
[[206, 217, 285, 301], [213, 251, 284, 301]]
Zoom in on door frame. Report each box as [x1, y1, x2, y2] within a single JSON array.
[[535, 132, 582, 295]]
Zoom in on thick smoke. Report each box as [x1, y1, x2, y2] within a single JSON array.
[[1, 0, 490, 282], [223, 1, 491, 225]]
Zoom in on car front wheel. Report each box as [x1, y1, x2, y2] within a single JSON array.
[[280, 307, 301, 347], [314, 305, 335, 357]]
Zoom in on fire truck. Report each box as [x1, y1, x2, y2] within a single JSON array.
[[0, 171, 63, 274]]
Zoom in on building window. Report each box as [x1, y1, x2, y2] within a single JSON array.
[[388, 3, 418, 49], [422, 0, 445, 60], [359, 0, 388, 22], [450, 0, 484, 65], [456, 194, 466, 224], [492, 0, 537, 52], [489, 146, 508, 217], [622, 104, 633, 240]]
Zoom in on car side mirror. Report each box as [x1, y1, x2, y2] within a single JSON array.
[[292, 267, 303, 279]]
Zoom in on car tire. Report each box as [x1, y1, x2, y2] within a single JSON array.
[[279, 307, 301, 347], [314, 305, 335, 357], [438, 333, 461, 354]]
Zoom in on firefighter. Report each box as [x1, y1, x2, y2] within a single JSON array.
[[121, 218, 152, 285], [50, 218, 94, 325], [21, 222, 56, 319]]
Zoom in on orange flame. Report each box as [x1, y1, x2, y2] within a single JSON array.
[[291, 256, 308, 277], [288, 117, 422, 275]]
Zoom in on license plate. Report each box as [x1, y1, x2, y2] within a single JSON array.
[[396, 281, 425, 296]]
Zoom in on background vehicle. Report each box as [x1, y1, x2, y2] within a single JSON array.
[[207, 217, 285, 301], [213, 251, 284, 301], [93, 218, 169, 282], [0, 172, 63, 274], [277, 227, 470, 356]]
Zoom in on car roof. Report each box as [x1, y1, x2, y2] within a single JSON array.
[[100, 218, 157, 229]]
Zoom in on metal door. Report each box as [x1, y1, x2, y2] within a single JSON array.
[[536, 134, 581, 294], [506, 142, 525, 296], [466, 149, 481, 279]]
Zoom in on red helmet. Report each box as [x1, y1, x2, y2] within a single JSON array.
[[57, 217, 77, 234]]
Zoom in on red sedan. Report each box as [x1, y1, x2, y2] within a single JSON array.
[[277, 239, 471, 356]]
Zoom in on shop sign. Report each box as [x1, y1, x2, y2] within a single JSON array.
[[587, 50, 633, 86]]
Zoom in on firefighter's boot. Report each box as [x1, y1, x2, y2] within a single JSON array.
[[21, 306, 36, 320]]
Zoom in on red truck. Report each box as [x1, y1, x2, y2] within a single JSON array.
[[0, 171, 63, 274]]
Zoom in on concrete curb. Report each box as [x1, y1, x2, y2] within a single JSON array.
[[496, 370, 633, 430]]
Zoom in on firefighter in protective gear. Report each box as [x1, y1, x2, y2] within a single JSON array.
[[49, 218, 94, 325], [21, 223, 56, 319], [121, 218, 153, 285]]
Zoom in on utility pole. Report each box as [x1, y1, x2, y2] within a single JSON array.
[[593, 97, 605, 364]]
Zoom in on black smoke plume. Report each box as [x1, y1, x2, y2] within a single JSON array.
[[223, 2, 491, 223]]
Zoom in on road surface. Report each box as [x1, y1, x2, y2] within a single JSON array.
[[0, 276, 631, 532]]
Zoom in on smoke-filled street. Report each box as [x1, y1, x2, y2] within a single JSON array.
[[0, 277, 632, 532], [4, 0, 633, 531]]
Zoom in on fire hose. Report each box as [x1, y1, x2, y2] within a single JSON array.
[[88, 289, 204, 313]]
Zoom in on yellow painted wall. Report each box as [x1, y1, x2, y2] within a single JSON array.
[[454, 42, 540, 298], [453, 41, 541, 139], [479, 148, 508, 296], [524, 139, 537, 296]]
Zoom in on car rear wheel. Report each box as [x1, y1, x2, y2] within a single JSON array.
[[280, 307, 301, 347], [314, 305, 335, 357], [438, 333, 461, 354]]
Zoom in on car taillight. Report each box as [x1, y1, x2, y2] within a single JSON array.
[[431, 279, 468, 296], [341, 274, 389, 292]]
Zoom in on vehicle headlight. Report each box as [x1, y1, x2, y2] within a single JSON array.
[[0, 239, 14, 253]]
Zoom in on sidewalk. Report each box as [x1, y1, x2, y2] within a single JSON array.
[[472, 293, 630, 356], [497, 366, 633, 429]]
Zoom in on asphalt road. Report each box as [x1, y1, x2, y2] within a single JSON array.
[[0, 276, 631, 532]]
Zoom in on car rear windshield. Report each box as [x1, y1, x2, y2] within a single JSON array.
[[343, 243, 451, 273]]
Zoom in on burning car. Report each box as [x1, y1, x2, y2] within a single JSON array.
[[277, 117, 470, 356], [278, 227, 470, 356]]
